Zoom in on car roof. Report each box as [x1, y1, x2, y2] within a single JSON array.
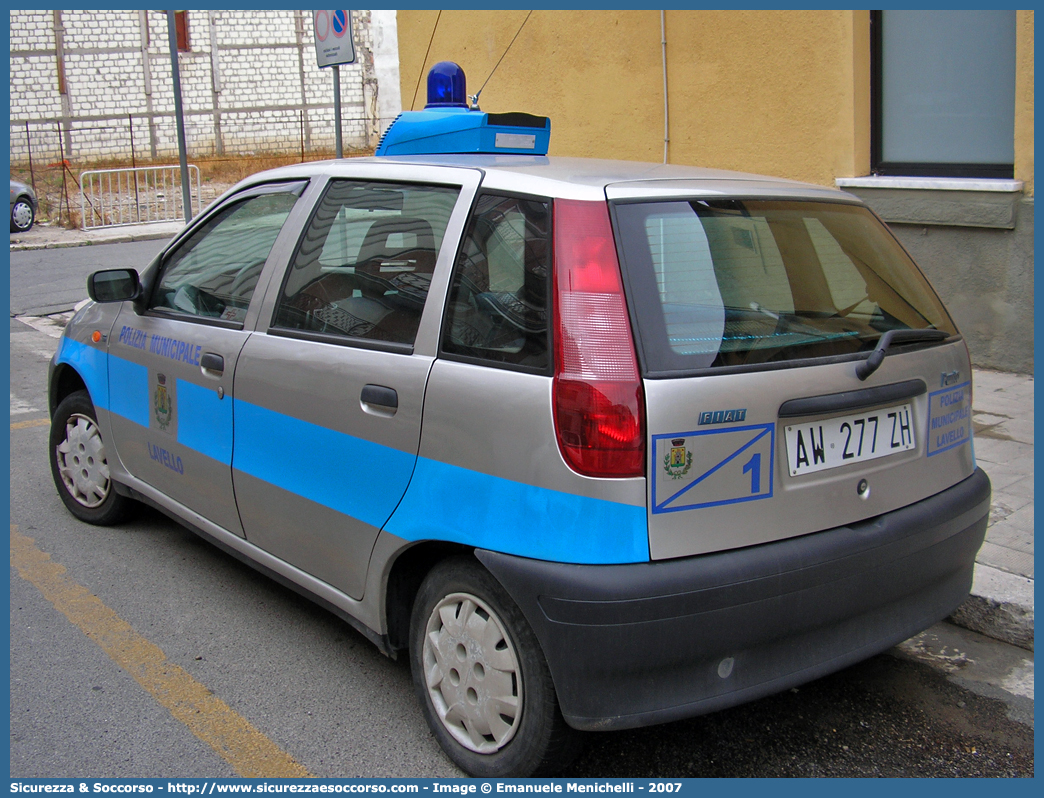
[[232, 155, 858, 204]]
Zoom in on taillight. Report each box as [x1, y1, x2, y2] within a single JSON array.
[[552, 199, 645, 478]]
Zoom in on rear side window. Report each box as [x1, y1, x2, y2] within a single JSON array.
[[613, 199, 956, 374], [441, 193, 551, 371], [274, 180, 460, 346]]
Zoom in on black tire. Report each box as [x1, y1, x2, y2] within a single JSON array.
[[409, 556, 582, 777], [49, 390, 132, 525], [11, 196, 35, 232]]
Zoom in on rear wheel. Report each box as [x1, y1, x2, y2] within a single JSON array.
[[49, 390, 131, 525], [409, 557, 581, 777]]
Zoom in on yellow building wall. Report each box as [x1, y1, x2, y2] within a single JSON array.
[[397, 10, 1032, 193]]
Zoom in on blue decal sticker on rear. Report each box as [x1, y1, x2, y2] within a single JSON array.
[[926, 381, 972, 456], [653, 423, 775, 513], [386, 457, 649, 565]]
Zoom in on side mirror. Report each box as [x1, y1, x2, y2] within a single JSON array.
[[87, 269, 141, 303]]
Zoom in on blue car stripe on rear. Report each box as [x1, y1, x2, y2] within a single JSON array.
[[385, 457, 650, 565]]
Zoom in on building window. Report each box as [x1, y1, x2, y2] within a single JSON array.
[[871, 10, 1016, 179]]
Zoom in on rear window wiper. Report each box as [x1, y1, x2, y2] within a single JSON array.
[[856, 328, 950, 381]]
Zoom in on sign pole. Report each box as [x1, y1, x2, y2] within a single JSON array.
[[333, 64, 343, 158], [313, 10, 355, 159], [166, 10, 192, 223]]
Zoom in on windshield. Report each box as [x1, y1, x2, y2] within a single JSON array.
[[612, 199, 956, 374]]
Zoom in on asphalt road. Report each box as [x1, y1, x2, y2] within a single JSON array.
[[9, 239, 166, 317], [8, 241, 1035, 779]]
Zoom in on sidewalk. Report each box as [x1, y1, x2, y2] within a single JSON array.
[[952, 369, 1035, 651], [10, 219, 184, 251], [10, 223, 1035, 651]]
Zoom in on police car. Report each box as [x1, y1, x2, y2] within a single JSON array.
[[48, 63, 990, 777]]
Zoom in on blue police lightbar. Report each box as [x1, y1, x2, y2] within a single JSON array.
[[425, 61, 468, 108], [376, 61, 551, 156]]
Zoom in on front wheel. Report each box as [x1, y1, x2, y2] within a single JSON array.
[[409, 557, 582, 777], [49, 390, 132, 525], [11, 197, 35, 232]]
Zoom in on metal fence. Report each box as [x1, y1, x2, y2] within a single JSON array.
[[80, 165, 202, 230]]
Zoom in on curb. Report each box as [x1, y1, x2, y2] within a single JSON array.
[[950, 564, 1034, 651], [10, 230, 178, 252]]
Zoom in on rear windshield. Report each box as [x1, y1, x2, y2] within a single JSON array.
[[612, 199, 956, 374]]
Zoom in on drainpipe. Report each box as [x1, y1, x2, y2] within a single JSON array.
[[661, 10, 669, 164]]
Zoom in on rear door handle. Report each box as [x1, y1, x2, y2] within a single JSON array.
[[361, 384, 398, 414]]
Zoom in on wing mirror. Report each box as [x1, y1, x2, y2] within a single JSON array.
[[87, 269, 141, 303]]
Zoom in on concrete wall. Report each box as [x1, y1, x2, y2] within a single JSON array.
[[847, 188, 1034, 375], [9, 10, 384, 162]]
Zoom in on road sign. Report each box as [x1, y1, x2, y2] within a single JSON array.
[[313, 10, 356, 67]]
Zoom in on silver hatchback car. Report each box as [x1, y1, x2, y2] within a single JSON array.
[[49, 65, 989, 777]]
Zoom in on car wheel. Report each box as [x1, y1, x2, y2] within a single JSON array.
[[410, 556, 582, 777], [11, 197, 35, 232], [49, 390, 131, 525]]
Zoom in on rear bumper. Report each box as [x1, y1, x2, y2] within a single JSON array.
[[477, 468, 990, 731]]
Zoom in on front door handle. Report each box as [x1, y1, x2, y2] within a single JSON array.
[[361, 384, 398, 410], [200, 352, 224, 376]]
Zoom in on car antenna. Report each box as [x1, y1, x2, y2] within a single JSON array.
[[468, 10, 534, 110], [410, 10, 443, 111]]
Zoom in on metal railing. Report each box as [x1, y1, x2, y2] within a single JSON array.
[[79, 165, 201, 229]]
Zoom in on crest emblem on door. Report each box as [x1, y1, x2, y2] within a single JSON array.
[[154, 373, 173, 431], [663, 438, 693, 480]]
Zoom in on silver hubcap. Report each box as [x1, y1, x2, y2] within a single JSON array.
[[423, 592, 522, 753], [12, 200, 33, 229], [56, 413, 111, 508]]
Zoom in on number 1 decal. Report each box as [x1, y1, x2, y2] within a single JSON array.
[[653, 423, 774, 514], [743, 452, 761, 494]]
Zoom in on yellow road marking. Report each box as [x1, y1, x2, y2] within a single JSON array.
[[10, 524, 313, 778], [11, 418, 50, 430]]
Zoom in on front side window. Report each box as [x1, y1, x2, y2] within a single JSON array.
[[151, 189, 300, 324], [441, 193, 551, 371], [274, 180, 459, 346], [614, 199, 956, 374]]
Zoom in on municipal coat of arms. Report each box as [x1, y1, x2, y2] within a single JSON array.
[[663, 438, 693, 480], [154, 373, 173, 430]]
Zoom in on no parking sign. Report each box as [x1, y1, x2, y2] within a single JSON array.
[[313, 10, 356, 67]]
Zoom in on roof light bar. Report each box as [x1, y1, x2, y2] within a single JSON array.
[[375, 62, 551, 157]]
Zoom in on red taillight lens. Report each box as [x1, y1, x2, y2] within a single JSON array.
[[552, 199, 645, 478]]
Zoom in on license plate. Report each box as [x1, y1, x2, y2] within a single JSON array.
[[785, 404, 915, 476]]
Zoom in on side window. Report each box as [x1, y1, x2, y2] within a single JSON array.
[[151, 190, 300, 324], [274, 180, 460, 346], [441, 194, 551, 371]]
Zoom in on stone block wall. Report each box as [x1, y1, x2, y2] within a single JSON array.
[[10, 10, 384, 163]]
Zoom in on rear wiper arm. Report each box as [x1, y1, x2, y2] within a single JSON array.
[[856, 329, 949, 381]]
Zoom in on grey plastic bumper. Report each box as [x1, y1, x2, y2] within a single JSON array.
[[477, 468, 991, 731]]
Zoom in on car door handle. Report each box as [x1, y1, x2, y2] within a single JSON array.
[[361, 384, 398, 413], [200, 352, 224, 375], [361, 384, 398, 408]]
